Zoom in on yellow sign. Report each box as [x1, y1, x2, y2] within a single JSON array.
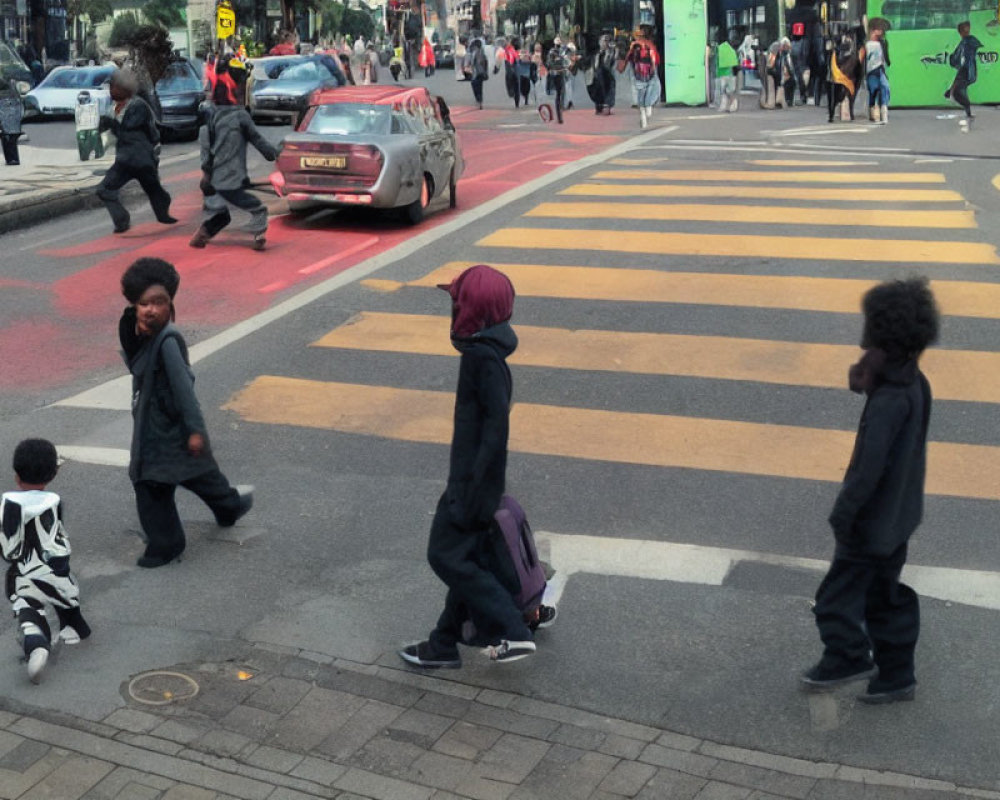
[[216, 5, 236, 39]]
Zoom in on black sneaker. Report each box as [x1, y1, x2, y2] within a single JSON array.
[[528, 604, 557, 631], [800, 657, 877, 690], [399, 641, 461, 669], [858, 680, 916, 705], [483, 640, 536, 663]]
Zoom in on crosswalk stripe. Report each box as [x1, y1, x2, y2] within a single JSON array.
[[560, 184, 963, 203], [525, 202, 976, 229], [590, 169, 947, 184], [412, 263, 1000, 320], [311, 311, 1000, 404], [478, 228, 1000, 265], [222, 377, 1000, 501]]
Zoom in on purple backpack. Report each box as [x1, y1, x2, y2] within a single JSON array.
[[492, 495, 547, 613]]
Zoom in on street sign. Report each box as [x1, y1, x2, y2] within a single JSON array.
[[216, 2, 236, 40]]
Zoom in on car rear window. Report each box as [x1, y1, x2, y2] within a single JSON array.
[[305, 103, 391, 135]]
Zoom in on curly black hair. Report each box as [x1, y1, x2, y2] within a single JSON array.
[[12, 438, 59, 485], [121, 258, 180, 304], [861, 277, 940, 359]]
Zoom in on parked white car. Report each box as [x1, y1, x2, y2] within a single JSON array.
[[23, 65, 115, 117]]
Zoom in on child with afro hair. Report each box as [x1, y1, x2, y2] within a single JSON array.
[[802, 277, 939, 704], [119, 257, 253, 569]]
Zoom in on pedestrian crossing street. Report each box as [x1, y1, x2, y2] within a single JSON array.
[[223, 156, 1000, 507]]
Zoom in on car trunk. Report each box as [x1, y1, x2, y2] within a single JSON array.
[[279, 138, 384, 191]]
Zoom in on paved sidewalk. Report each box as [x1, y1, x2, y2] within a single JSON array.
[[1, 647, 998, 800]]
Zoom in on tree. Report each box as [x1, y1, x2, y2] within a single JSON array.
[[318, 0, 345, 38], [124, 24, 175, 86], [342, 7, 375, 41], [143, 0, 186, 29], [109, 11, 142, 47]]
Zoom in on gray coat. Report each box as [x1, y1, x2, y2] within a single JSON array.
[[120, 310, 218, 485], [200, 105, 279, 191]]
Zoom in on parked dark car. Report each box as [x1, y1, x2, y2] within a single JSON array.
[[248, 54, 346, 124], [434, 42, 455, 68], [0, 40, 33, 93], [154, 59, 204, 140]]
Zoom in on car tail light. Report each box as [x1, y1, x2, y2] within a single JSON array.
[[346, 145, 383, 180]]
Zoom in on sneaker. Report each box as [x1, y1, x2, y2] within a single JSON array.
[[157, 214, 178, 225], [399, 641, 462, 669], [528, 604, 557, 631], [113, 223, 131, 234], [27, 647, 48, 684], [251, 234, 266, 251], [58, 626, 81, 645], [483, 640, 536, 663], [800, 657, 877, 690], [137, 548, 183, 568], [858, 681, 916, 705], [235, 485, 254, 522]]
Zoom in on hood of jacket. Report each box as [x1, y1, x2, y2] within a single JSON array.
[[439, 264, 515, 339], [848, 347, 918, 395]]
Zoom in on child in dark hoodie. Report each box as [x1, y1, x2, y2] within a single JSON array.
[[945, 20, 982, 131], [119, 258, 254, 569], [801, 277, 939, 704], [400, 264, 536, 668]]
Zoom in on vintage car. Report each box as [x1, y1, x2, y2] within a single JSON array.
[[271, 85, 463, 224], [23, 65, 114, 117], [154, 59, 204, 140], [248, 54, 346, 124]]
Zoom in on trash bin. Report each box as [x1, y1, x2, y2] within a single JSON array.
[[75, 90, 103, 161]]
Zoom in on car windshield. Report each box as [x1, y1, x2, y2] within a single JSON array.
[[157, 63, 200, 92], [0, 41, 27, 71], [276, 61, 328, 82], [305, 103, 391, 135], [43, 68, 112, 89]]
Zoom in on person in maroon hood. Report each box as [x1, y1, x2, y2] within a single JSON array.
[[400, 265, 536, 667]]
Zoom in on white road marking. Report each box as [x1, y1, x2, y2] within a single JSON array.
[[539, 532, 1000, 612], [57, 446, 130, 467], [52, 124, 675, 411]]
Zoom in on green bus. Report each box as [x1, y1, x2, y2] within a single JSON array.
[[867, 0, 1000, 105]]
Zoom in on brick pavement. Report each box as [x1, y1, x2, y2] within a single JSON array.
[[1, 649, 998, 800]]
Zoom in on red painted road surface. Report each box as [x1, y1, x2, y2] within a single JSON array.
[[1, 106, 629, 393]]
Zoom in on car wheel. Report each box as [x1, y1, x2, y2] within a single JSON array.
[[448, 167, 457, 209], [405, 175, 432, 225]]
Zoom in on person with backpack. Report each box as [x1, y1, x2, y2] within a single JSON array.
[[464, 38, 489, 109], [624, 25, 661, 129], [945, 20, 982, 132], [400, 265, 537, 668]]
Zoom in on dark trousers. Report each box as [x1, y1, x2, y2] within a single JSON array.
[[471, 76, 484, 104], [204, 188, 268, 236], [813, 543, 919, 688], [518, 76, 531, 104], [134, 468, 240, 560], [426, 491, 532, 651], [550, 75, 565, 123], [97, 161, 172, 230], [951, 76, 972, 117], [1, 133, 21, 165]]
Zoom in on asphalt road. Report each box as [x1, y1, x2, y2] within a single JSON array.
[[2, 74, 1000, 791]]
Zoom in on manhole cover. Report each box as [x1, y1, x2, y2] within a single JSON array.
[[128, 671, 200, 706]]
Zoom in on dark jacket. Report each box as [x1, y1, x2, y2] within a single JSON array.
[[200, 105, 279, 192], [951, 34, 982, 83], [120, 308, 217, 485], [446, 321, 517, 531], [103, 96, 160, 169], [829, 356, 932, 558]]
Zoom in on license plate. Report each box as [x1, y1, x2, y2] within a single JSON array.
[[301, 155, 346, 169]]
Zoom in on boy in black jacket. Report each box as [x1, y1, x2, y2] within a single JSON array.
[[119, 258, 253, 568], [802, 278, 939, 704], [400, 265, 535, 668]]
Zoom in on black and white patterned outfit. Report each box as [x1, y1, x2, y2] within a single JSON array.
[[1, 490, 90, 657]]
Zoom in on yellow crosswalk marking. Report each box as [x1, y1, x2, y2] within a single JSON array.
[[526, 202, 976, 229], [223, 377, 1000, 501], [414, 264, 1000, 319], [592, 169, 947, 184], [312, 312, 1000, 404], [478, 228, 1000, 265], [560, 184, 963, 203]]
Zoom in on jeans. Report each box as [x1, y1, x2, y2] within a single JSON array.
[[426, 491, 532, 651], [813, 542, 918, 688], [134, 469, 241, 559], [951, 75, 972, 117], [97, 161, 171, 230], [867, 68, 890, 107]]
